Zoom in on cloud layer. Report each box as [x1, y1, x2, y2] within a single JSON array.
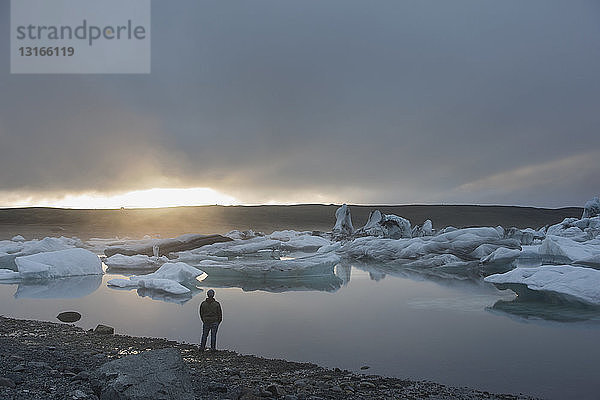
[[1, 1, 599, 207]]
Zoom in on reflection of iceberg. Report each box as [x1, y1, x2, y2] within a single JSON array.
[[488, 298, 600, 323], [136, 287, 193, 304], [200, 273, 343, 293], [196, 253, 340, 279], [14, 275, 102, 299]]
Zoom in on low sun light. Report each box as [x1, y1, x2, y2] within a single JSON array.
[[12, 188, 238, 209]]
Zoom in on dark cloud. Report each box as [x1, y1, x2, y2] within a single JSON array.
[[1, 0, 599, 207]]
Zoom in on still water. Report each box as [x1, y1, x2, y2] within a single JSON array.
[[1, 264, 599, 400]]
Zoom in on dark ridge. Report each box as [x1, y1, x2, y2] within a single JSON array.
[[0, 204, 582, 240]]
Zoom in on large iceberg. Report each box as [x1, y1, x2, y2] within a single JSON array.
[[332, 204, 354, 238], [485, 265, 600, 306], [107, 262, 204, 295], [0, 236, 82, 270], [15, 248, 103, 279], [582, 196, 600, 219], [538, 235, 600, 263], [356, 210, 412, 239]]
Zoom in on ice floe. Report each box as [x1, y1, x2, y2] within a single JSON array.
[[15, 248, 103, 279], [485, 265, 600, 306], [538, 235, 600, 263], [107, 262, 204, 294], [104, 254, 169, 270]]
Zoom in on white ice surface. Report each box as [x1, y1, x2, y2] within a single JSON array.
[[0, 269, 20, 280], [15, 248, 102, 279], [538, 235, 600, 262], [104, 254, 169, 270], [333, 204, 354, 237], [480, 247, 521, 264], [484, 265, 600, 305], [107, 262, 203, 294]]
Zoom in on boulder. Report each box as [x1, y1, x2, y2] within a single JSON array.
[[91, 348, 194, 400], [57, 311, 82, 323], [94, 324, 115, 335]]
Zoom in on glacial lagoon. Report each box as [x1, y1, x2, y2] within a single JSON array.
[[1, 262, 599, 400]]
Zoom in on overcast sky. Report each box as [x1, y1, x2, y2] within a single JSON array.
[[1, 0, 599, 208]]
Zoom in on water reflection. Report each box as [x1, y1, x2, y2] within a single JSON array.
[[200, 273, 343, 293], [488, 299, 600, 323], [14, 275, 102, 299]]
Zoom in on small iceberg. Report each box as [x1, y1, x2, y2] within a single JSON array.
[[107, 262, 204, 295], [485, 265, 600, 306], [15, 248, 103, 279], [104, 254, 169, 270]]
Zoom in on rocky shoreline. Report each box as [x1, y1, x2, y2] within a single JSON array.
[[0, 316, 538, 400]]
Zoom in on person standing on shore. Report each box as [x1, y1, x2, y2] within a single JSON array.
[[199, 289, 222, 351]]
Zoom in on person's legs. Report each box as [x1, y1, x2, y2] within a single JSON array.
[[209, 322, 219, 350], [200, 323, 211, 350]]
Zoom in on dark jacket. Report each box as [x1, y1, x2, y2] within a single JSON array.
[[199, 298, 222, 324]]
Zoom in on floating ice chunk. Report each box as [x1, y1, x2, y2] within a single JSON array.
[[358, 210, 412, 239], [480, 247, 521, 264], [197, 252, 340, 278], [134, 278, 190, 295], [0, 240, 23, 254], [0, 269, 20, 281], [538, 235, 600, 263], [573, 254, 600, 270], [224, 230, 262, 240], [172, 251, 228, 264], [485, 265, 600, 305], [107, 262, 203, 294], [21, 237, 81, 255], [505, 227, 534, 245], [211, 237, 281, 256], [104, 254, 169, 270], [279, 235, 331, 251], [495, 226, 505, 237], [15, 248, 102, 279], [582, 196, 600, 219], [423, 220, 433, 236], [332, 204, 354, 238], [268, 230, 311, 241], [104, 234, 232, 257], [11, 235, 25, 242]]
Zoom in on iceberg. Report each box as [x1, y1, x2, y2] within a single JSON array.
[[107, 262, 203, 295], [11, 235, 26, 242], [332, 204, 354, 238], [538, 235, 600, 263], [0, 236, 82, 270], [104, 254, 169, 270], [196, 252, 340, 278], [573, 254, 600, 270], [104, 234, 232, 257], [504, 227, 534, 245], [480, 247, 521, 264], [15, 248, 103, 279], [582, 196, 600, 219], [412, 220, 433, 237], [485, 265, 600, 306], [356, 210, 412, 239], [0, 269, 20, 281]]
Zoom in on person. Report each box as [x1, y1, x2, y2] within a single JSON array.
[[199, 289, 222, 351]]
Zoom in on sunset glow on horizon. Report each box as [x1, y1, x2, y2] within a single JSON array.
[[4, 187, 239, 209]]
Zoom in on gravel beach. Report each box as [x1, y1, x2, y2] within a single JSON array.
[[0, 316, 539, 400]]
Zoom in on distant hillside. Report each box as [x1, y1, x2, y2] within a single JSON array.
[[0, 204, 582, 240]]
